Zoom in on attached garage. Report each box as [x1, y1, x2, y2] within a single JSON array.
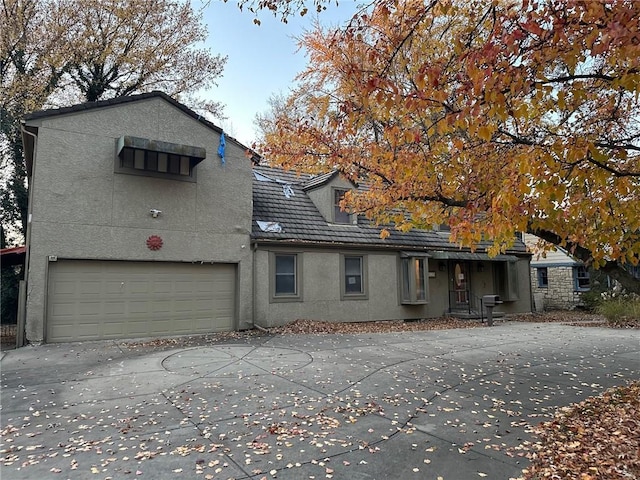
[[46, 260, 237, 343]]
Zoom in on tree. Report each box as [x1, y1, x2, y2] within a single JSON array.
[[1, 0, 66, 245], [52, 0, 226, 115], [253, 92, 291, 144], [255, 0, 640, 292], [231, 0, 339, 23]]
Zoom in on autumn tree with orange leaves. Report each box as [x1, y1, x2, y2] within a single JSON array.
[[255, 0, 640, 292]]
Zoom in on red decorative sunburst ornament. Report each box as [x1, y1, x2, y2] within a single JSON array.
[[146, 235, 163, 251]]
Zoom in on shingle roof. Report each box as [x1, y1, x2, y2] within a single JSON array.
[[251, 165, 528, 255], [302, 170, 341, 191]]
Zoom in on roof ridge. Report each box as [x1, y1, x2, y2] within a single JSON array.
[[23, 91, 250, 152]]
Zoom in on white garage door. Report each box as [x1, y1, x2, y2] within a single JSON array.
[[47, 260, 236, 343]]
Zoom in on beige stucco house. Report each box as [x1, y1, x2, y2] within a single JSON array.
[[251, 166, 533, 328], [19, 92, 532, 344], [21, 92, 253, 343]]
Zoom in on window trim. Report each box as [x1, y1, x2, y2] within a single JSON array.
[[269, 252, 303, 303], [340, 254, 368, 300], [537, 267, 549, 288], [332, 188, 352, 224], [573, 265, 590, 292], [399, 255, 429, 305]]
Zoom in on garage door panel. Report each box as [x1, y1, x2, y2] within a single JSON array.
[[47, 260, 237, 343], [80, 281, 102, 295]]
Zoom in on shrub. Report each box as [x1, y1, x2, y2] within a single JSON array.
[[579, 290, 603, 311], [596, 297, 640, 326]]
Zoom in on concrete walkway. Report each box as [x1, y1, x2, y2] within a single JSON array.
[[1, 322, 639, 479]]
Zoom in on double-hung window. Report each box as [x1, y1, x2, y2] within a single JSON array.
[[271, 253, 302, 302], [333, 189, 351, 224], [537, 267, 548, 288], [573, 266, 590, 291], [341, 254, 367, 300], [400, 256, 428, 304]]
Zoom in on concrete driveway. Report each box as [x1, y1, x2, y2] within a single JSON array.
[[2, 321, 639, 480]]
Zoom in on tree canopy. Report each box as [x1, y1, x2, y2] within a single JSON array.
[[255, 0, 640, 291], [1, 0, 227, 245]]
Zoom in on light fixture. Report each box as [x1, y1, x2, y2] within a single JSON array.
[[150, 209, 162, 218], [438, 262, 446, 271], [477, 263, 484, 272]]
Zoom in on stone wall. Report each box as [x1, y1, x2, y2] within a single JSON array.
[[531, 266, 584, 310]]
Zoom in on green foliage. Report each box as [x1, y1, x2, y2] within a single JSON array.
[[1, 264, 20, 324], [579, 269, 610, 312], [597, 298, 640, 326], [579, 290, 602, 312]]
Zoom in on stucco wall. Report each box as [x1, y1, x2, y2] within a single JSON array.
[[24, 97, 253, 342], [252, 248, 531, 328], [253, 248, 439, 327]]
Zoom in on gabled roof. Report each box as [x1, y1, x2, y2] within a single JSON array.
[[23, 91, 259, 158], [251, 165, 528, 256], [524, 233, 581, 267], [302, 170, 356, 191], [21, 91, 258, 176]]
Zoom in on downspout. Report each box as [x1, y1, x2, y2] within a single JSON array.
[[527, 255, 534, 313], [251, 242, 263, 330], [17, 125, 38, 347]]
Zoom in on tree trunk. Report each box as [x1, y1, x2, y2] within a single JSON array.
[[530, 228, 640, 295]]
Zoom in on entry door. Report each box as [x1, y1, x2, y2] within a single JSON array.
[[452, 262, 469, 307]]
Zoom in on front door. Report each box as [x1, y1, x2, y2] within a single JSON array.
[[451, 262, 470, 308]]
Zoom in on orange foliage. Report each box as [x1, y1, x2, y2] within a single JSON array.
[[257, 0, 640, 280]]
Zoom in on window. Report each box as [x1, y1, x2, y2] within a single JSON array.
[[270, 253, 302, 302], [341, 254, 368, 299], [333, 189, 351, 224], [494, 261, 519, 301], [537, 267, 548, 288], [121, 148, 192, 177], [400, 256, 428, 304], [573, 266, 590, 291], [115, 135, 206, 183]]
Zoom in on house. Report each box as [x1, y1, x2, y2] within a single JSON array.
[[19, 92, 532, 344], [20, 92, 253, 343], [251, 166, 532, 327], [524, 233, 590, 310]]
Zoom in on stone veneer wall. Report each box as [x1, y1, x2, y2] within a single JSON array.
[[531, 266, 584, 310]]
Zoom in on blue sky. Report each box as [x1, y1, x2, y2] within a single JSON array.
[[198, 1, 358, 146]]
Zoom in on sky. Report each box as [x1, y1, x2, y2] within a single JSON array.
[[197, 1, 358, 147]]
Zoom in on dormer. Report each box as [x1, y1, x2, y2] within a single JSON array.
[[302, 171, 358, 225]]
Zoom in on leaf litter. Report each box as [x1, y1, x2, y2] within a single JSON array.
[[1, 312, 637, 479], [516, 381, 640, 480]]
